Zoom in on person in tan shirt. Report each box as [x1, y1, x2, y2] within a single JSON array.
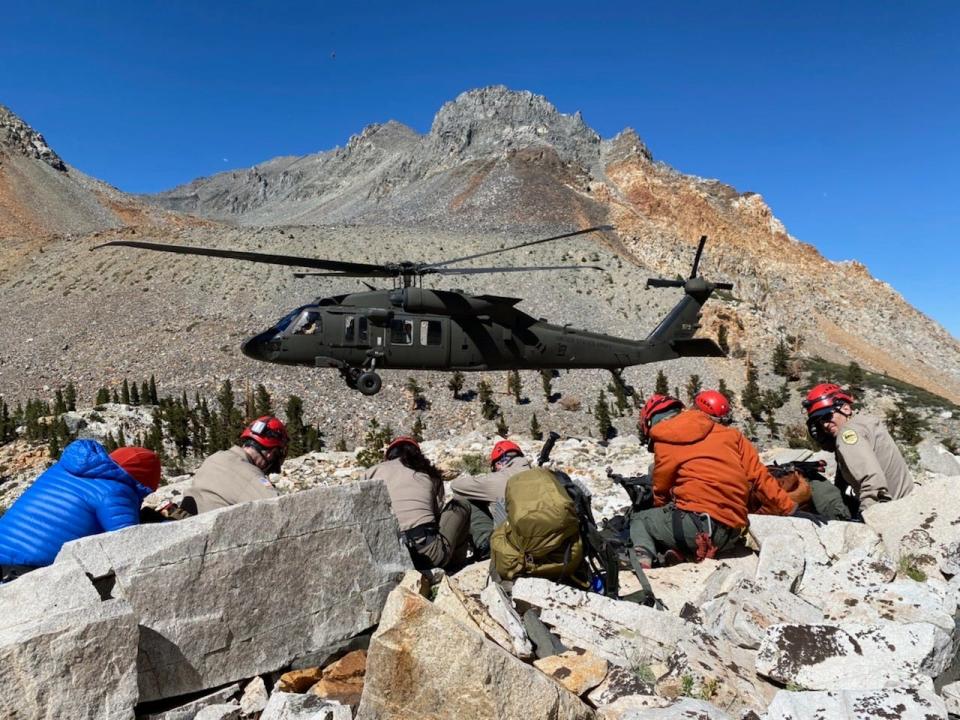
[[804, 383, 914, 512], [450, 440, 531, 558], [365, 436, 469, 571], [189, 416, 288, 514]]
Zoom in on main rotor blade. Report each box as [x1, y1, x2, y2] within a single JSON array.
[[430, 264, 604, 275], [423, 225, 615, 269], [689, 235, 707, 278], [93, 240, 393, 275], [293, 271, 383, 278]]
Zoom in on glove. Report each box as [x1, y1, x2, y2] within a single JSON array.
[[792, 508, 827, 526]]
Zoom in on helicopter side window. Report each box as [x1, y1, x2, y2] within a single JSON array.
[[390, 318, 413, 345], [344, 316, 355, 342], [292, 310, 321, 336], [358, 317, 368, 343], [420, 320, 442, 346]]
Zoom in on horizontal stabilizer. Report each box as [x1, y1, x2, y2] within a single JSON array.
[[670, 338, 726, 358]]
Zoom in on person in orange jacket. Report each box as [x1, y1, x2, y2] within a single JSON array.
[[629, 394, 821, 568]]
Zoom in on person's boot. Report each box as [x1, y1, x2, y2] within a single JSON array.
[[661, 548, 685, 567]]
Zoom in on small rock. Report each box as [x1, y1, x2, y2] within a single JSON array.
[[277, 667, 324, 693], [534, 648, 609, 696], [310, 650, 366, 709], [239, 676, 269, 715], [260, 692, 351, 720]]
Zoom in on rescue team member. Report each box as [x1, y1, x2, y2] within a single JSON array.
[[366, 436, 470, 571], [450, 440, 531, 559], [804, 383, 913, 511], [630, 395, 821, 568], [189, 416, 288, 514], [696, 389, 850, 522], [0, 441, 161, 582]]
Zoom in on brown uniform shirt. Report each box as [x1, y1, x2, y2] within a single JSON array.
[[835, 413, 914, 510], [189, 446, 278, 514], [449, 456, 532, 503], [364, 458, 442, 532]]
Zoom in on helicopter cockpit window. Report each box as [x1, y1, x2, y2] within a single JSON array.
[[344, 316, 355, 342], [390, 318, 413, 345], [420, 320, 442, 346], [291, 310, 321, 336]]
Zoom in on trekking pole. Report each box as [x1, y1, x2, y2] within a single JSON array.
[[537, 431, 561, 466]]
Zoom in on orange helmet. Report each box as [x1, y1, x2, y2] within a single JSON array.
[[385, 436, 420, 459], [695, 390, 731, 422], [803, 383, 854, 418], [490, 440, 522, 466], [240, 416, 289, 451], [639, 394, 684, 437]]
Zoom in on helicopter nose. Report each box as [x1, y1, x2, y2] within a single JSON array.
[[241, 330, 278, 362]]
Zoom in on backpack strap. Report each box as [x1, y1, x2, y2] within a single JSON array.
[[625, 549, 664, 610]]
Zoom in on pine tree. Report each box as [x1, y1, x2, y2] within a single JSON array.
[[254, 384, 273, 417], [608, 370, 629, 416], [765, 411, 779, 439], [130, 382, 141, 406], [304, 425, 324, 452], [741, 361, 763, 420], [846, 362, 865, 399], [540, 370, 554, 403], [54, 388, 67, 415], [685, 374, 702, 404], [655, 370, 669, 396], [244, 385, 256, 422], [116, 426, 126, 447], [140, 381, 150, 406], [717, 324, 730, 355], [285, 395, 306, 458], [448, 371, 465, 400], [404, 377, 425, 411], [104, 430, 119, 453], [772, 339, 791, 377], [112, 388, 120, 404], [64, 381, 77, 412], [334, 434, 348, 452], [356, 419, 394, 468], [507, 370, 523, 404], [412, 415, 425, 442], [96, 387, 110, 405], [595, 390, 613, 441], [717, 378, 734, 407], [478, 381, 499, 421], [495, 414, 509, 437], [0, 399, 11, 444], [530, 412, 543, 441], [744, 418, 758, 442], [48, 425, 61, 460], [166, 398, 190, 459], [216, 379, 243, 449], [148, 375, 159, 405]]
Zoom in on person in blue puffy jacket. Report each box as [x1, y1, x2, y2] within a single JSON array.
[[0, 440, 161, 581]]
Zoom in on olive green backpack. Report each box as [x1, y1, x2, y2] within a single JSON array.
[[490, 468, 587, 586]]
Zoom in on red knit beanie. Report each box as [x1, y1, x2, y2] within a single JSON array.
[[110, 447, 162, 492]]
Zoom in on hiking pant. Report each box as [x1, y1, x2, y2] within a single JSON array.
[[629, 504, 743, 562], [412, 499, 471, 571], [808, 479, 851, 522], [466, 500, 495, 559]]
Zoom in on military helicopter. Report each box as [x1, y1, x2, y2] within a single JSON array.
[[96, 227, 732, 395]]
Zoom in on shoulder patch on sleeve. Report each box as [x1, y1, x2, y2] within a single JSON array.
[[841, 429, 859, 445], [260, 477, 274, 487]]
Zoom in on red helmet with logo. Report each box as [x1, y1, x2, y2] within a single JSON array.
[[639, 394, 684, 437], [695, 390, 731, 421], [240, 416, 289, 450], [385, 436, 420, 459], [490, 440, 523, 466], [803, 383, 854, 418]]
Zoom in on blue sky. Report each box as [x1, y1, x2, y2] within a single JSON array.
[[3, 1, 958, 336]]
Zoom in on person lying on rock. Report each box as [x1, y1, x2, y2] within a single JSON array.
[[0, 441, 160, 582], [188, 415, 288, 513], [697, 389, 851, 522], [450, 440, 531, 559], [803, 383, 913, 513], [366, 436, 470, 571], [629, 395, 822, 569]]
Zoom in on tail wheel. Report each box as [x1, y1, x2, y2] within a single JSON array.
[[356, 371, 382, 396]]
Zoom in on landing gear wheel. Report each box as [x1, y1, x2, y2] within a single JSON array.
[[356, 371, 382, 396], [340, 367, 362, 389]]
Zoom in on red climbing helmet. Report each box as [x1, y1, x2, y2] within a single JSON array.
[[639, 394, 684, 437], [695, 390, 731, 422], [803, 383, 854, 418], [240, 416, 289, 450], [490, 440, 523, 466]]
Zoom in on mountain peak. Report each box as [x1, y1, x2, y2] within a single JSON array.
[[0, 105, 66, 171]]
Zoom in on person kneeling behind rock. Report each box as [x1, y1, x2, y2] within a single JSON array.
[[366, 436, 470, 571], [0, 440, 161, 582], [630, 395, 822, 569], [450, 439, 531, 559]]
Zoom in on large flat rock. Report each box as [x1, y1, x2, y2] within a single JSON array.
[[355, 586, 594, 720], [0, 561, 139, 719], [58, 479, 411, 702], [764, 684, 948, 719]]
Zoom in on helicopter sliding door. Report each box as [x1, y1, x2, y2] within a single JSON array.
[[384, 315, 449, 369]]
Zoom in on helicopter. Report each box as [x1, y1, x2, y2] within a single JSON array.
[[95, 227, 733, 395]]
